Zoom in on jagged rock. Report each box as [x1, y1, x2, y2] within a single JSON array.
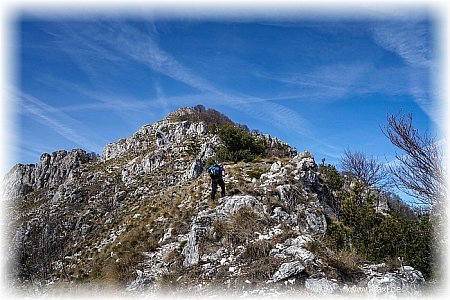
[[182, 195, 265, 267], [182, 224, 203, 267], [272, 261, 305, 282], [271, 236, 315, 266], [292, 151, 317, 171], [272, 207, 295, 225], [298, 207, 327, 236], [367, 273, 403, 295], [270, 161, 282, 173], [102, 114, 209, 160], [216, 195, 265, 216], [362, 262, 388, 275], [3, 149, 93, 200], [305, 274, 339, 295]]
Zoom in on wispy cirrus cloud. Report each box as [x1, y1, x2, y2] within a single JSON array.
[[372, 21, 433, 68], [54, 22, 221, 94], [371, 20, 439, 124], [258, 62, 412, 104], [41, 21, 312, 138], [15, 92, 106, 152]]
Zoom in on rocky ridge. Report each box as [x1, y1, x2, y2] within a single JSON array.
[[3, 106, 426, 297]]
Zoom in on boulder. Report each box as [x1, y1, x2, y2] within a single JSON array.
[[272, 261, 305, 282], [216, 195, 265, 216]]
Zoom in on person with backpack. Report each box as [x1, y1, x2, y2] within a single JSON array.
[[207, 160, 225, 200]]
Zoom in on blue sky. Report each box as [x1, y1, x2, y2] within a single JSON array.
[[12, 12, 442, 185]]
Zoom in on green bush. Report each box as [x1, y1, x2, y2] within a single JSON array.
[[217, 124, 265, 162], [329, 185, 434, 279], [326, 221, 352, 251]]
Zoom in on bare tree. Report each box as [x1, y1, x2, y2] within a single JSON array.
[[340, 149, 389, 188], [383, 112, 446, 208]]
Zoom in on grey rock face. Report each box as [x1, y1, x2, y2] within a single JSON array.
[[3, 149, 93, 200], [216, 195, 265, 216], [102, 117, 208, 161], [298, 207, 327, 236], [270, 236, 315, 266], [182, 195, 264, 267], [182, 220, 207, 267], [366, 266, 425, 296]]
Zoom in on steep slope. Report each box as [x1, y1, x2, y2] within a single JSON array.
[[3, 106, 426, 297]]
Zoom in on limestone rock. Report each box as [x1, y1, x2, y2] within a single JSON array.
[[3, 149, 93, 200], [216, 195, 265, 216], [366, 266, 425, 296], [305, 274, 339, 295], [272, 261, 305, 282]]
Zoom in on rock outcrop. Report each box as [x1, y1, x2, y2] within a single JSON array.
[[3, 149, 95, 200]]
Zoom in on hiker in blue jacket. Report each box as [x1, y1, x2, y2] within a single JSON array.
[[207, 161, 225, 200]]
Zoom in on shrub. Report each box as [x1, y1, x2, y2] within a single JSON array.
[[329, 185, 434, 279], [217, 125, 265, 163], [326, 221, 352, 251]]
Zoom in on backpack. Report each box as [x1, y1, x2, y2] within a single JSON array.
[[208, 165, 221, 178]]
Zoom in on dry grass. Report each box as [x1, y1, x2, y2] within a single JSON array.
[[243, 256, 285, 281], [212, 207, 268, 246], [305, 239, 364, 282], [240, 240, 272, 261], [325, 249, 365, 281], [272, 226, 299, 245]]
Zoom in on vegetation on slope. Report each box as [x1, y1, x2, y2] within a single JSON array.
[[317, 164, 434, 280]]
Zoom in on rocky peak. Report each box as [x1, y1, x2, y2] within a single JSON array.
[[165, 106, 200, 121], [102, 106, 215, 161], [4, 106, 428, 297]]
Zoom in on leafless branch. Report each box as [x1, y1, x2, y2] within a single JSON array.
[[383, 112, 446, 208], [340, 149, 390, 188]]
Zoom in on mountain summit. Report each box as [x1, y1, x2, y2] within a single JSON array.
[[4, 106, 426, 297]]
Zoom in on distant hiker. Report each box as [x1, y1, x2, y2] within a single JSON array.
[[207, 161, 225, 200]]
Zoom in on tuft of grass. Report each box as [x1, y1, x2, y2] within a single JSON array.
[[305, 239, 364, 282], [211, 207, 268, 246], [246, 167, 269, 179], [240, 240, 272, 261], [325, 249, 365, 281], [272, 226, 299, 244], [243, 257, 285, 281]]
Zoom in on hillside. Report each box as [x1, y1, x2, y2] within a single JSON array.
[[3, 105, 429, 297]]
